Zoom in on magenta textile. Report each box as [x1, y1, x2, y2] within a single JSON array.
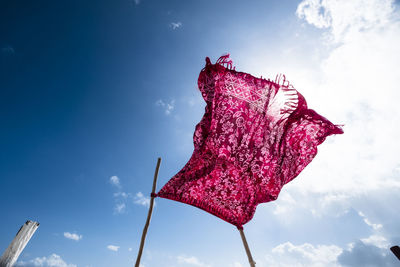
[[157, 54, 343, 227]]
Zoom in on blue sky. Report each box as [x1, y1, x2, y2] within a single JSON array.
[[1, 0, 400, 266]]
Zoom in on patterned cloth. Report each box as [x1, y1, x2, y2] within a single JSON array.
[[157, 54, 343, 227]]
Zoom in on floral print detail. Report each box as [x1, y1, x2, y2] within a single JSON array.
[[157, 54, 343, 227]]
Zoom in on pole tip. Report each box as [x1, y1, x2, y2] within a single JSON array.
[[391, 246, 400, 260]]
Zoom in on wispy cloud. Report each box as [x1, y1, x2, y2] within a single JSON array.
[[109, 176, 150, 213], [358, 211, 383, 230], [296, 0, 332, 29], [109, 175, 121, 188], [155, 99, 175, 115], [132, 0, 140, 5], [338, 240, 397, 266], [16, 254, 77, 267], [107, 245, 120, 252], [177, 255, 211, 267], [109, 176, 128, 214], [114, 203, 126, 214], [360, 234, 389, 249], [296, 0, 395, 43], [1, 45, 15, 54], [170, 22, 182, 30], [63, 232, 82, 241], [113, 191, 132, 214], [272, 191, 296, 215], [113, 192, 130, 198], [133, 192, 150, 207], [265, 242, 343, 266], [260, 239, 396, 266]]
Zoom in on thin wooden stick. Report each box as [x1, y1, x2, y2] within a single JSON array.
[[135, 157, 161, 267], [238, 228, 256, 267]]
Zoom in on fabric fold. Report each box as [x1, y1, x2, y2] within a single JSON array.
[[158, 54, 343, 227]]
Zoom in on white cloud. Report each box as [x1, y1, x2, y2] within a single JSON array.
[[63, 232, 82, 241], [155, 99, 175, 115], [287, 0, 400, 199], [107, 245, 120, 252], [110, 177, 148, 214], [266, 188, 352, 222], [109, 176, 121, 188], [114, 203, 126, 214], [296, 0, 332, 29], [113, 192, 130, 198], [134, 192, 150, 207], [177, 255, 210, 267], [16, 254, 76, 267], [170, 22, 182, 30], [272, 191, 296, 215], [110, 177, 128, 214], [235, 2, 400, 226], [265, 242, 342, 267], [296, 0, 395, 42], [133, 0, 140, 5], [253, 2, 400, 258], [360, 234, 389, 249], [338, 240, 397, 266], [113, 190, 131, 214], [358, 211, 383, 230]]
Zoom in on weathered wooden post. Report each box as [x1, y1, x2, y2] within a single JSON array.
[[0, 220, 40, 267]]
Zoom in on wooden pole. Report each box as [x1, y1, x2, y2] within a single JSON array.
[[135, 157, 161, 267], [391, 246, 400, 261], [0, 220, 40, 267], [238, 228, 256, 267]]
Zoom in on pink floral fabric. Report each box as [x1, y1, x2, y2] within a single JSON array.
[[157, 54, 343, 227]]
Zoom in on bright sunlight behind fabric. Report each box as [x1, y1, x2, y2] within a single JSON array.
[[135, 54, 343, 267], [157, 54, 343, 227]]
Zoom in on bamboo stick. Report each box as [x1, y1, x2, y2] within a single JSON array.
[[238, 227, 256, 267], [135, 157, 161, 267]]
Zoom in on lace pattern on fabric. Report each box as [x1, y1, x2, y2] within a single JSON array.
[[158, 54, 343, 227]]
